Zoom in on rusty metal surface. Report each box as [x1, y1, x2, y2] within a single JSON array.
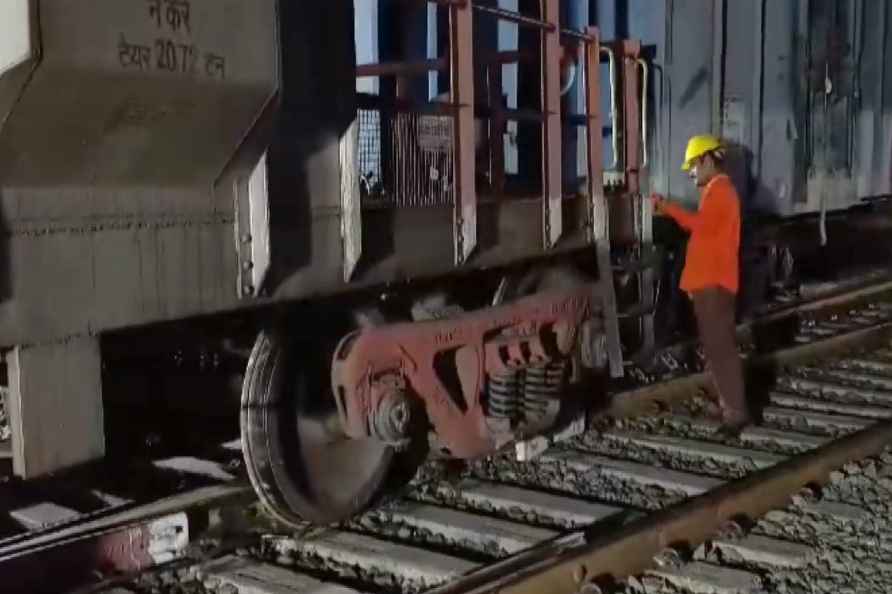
[[473, 4, 555, 31], [583, 30, 605, 247], [604, 40, 644, 248], [584, 28, 623, 379], [450, 0, 477, 265], [331, 284, 600, 459], [540, 0, 562, 249], [356, 58, 447, 78], [619, 40, 642, 196]]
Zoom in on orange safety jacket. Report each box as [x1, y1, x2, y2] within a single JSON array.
[[660, 174, 741, 295]]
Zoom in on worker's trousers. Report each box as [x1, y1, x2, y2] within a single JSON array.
[[690, 286, 747, 418]]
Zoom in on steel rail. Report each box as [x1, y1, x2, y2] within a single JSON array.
[[615, 274, 892, 414], [0, 484, 254, 592], [6, 278, 892, 592], [431, 416, 892, 594], [610, 319, 892, 419], [429, 288, 892, 594], [747, 275, 892, 327]]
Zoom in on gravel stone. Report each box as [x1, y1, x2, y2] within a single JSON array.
[[176, 567, 193, 582], [202, 577, 220, 590]]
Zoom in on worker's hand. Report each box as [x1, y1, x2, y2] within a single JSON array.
[[649, 193, 667, 215]]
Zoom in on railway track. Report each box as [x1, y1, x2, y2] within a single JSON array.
[[5, 280, 892, 594], [0, 438, 245, 539]]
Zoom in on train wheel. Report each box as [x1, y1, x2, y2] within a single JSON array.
[[240, 326, 395, 526]]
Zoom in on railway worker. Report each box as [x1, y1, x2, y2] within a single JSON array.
[[649, 135, 751, 435]]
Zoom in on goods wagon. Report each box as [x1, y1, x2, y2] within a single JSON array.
[[0, 0, 889, 526]]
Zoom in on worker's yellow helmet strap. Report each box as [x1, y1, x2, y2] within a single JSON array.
[[682, 134, 722, 171]]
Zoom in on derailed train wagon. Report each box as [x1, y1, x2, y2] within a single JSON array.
[[0, 0, 889, 525]]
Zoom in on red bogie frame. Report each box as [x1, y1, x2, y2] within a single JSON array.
[[331, 285, 602, 458]]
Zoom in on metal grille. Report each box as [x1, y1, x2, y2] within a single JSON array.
[[358, 108, 383, 197], [357, 108, 455, 207]]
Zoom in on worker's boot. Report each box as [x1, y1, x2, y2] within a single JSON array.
[[715, 407, 751, 437], [704, 401, 750, 437], [700, 401, 724, 421]]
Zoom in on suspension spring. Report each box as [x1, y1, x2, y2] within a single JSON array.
[[523, 362, 566, 421], [488, 369, 521, 420]]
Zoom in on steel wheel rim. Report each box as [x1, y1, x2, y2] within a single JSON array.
[[241, 328, 394, 526]]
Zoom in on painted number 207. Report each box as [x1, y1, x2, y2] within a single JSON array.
[[155, 38, 196, 74]]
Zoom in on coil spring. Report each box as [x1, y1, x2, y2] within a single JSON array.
[[488, 369, 521, 419], [523, 362, 565, 420]]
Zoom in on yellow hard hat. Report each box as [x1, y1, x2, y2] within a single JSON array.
[[682, 134, 722, 171]]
